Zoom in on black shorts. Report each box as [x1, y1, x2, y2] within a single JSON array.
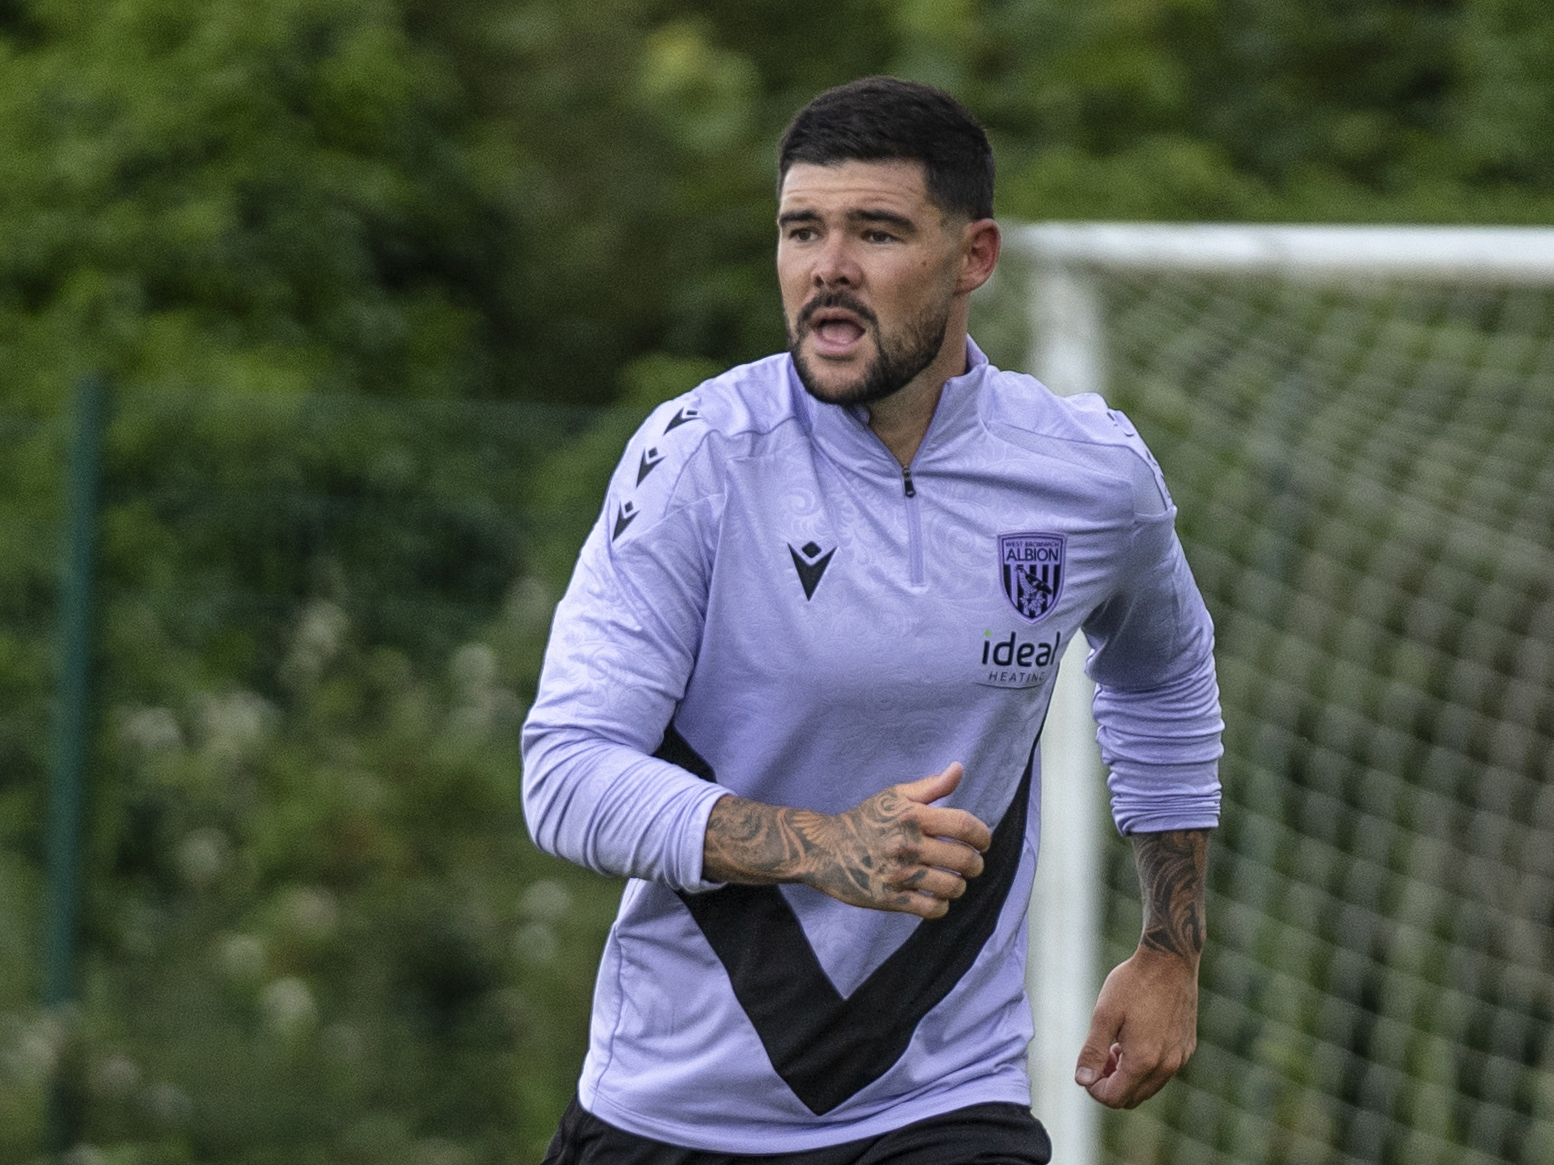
[[540, 1096, 1052, 1165]]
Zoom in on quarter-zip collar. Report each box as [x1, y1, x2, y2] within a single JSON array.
[[790, 338, 991, 479]]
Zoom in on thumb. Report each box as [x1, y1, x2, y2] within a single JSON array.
[[897, 762, 965, 806], [1075, 1007, 1121, 1088], [1074, 1042, 1121, 1090]]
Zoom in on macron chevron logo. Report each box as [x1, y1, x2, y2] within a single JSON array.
[[612, 501, 638, 541], [788, 541, 835, 600], [664, 406, 700, 433], [637, 446, 665, 484]]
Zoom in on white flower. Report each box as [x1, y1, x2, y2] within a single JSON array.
[[198, 690, 276, 761], [514, 922, 559, 966], [260, 977, 318, 1040], [450, 642, 498, 695], [280, 600, 349, 689], [177, 828, 231, 889], [92, 1053, 141, 1098], [2, 1014, 63, 1085], [518, 879, 573, 923], [504, 577, 553, 631], [216, 933, 266, 985], [118, 707, 183, 754], [281, 886, 339, 944]]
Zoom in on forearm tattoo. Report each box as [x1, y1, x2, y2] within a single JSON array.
[[703, 798, 830, 885], [704, 791, 927, 907], [1132, 829, 1208, 962]]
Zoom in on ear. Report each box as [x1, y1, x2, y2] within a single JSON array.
[[955, 218, 1001, 295]]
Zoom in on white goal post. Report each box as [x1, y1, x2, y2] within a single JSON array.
[[1013, 223, 1554, 1165]]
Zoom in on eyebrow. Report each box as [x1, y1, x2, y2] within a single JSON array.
[[776, 208, 919, 232]]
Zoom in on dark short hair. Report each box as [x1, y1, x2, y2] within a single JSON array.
[[777, 76, 994, 221]]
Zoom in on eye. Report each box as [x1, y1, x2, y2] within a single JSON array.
[[862, 229, 898, 244], [786, 226, 818, 243]]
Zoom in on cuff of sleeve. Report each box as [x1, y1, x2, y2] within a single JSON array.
[[672, 787, 734, 893], [1107, 761, 1221, 836]]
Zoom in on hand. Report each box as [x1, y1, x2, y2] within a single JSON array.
[[806, 763, 993, 917], [1073, 946, 1200, 1108], [702, 762, 992, 919]]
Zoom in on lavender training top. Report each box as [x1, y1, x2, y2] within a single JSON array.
[[522, 340, 1223, 1152]]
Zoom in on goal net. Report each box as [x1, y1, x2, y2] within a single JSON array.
[[1004, 225, 1554, 1165]]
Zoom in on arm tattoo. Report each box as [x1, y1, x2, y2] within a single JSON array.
[[1132, 829, 1208, 962], [703, 797, 829, 885], [703, 791, 926, 908]]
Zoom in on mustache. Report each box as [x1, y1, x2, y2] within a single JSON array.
[[797, 290, 879, 333]]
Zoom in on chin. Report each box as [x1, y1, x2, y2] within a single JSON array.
[[800, 369, 890, 408], [805, 371, 869, 403], [795, 359, 911, 410], [792, 345, 897, 408]]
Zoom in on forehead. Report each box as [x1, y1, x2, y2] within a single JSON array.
[[778, 159, 934, 217]]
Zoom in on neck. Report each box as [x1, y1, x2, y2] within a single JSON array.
[[865, 323, 970, 466]]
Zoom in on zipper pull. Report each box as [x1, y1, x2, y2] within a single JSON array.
[[902, 466, 917, 498]]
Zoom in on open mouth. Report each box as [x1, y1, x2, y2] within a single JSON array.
[[801, 295, 875, 356], [814, 317, 866, 346]]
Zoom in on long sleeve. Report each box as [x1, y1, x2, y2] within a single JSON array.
[[520, 406, 730, 892], [1084, 502, 1224, 835]]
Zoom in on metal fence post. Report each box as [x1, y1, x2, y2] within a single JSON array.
[[43, 374, 104, 1008]]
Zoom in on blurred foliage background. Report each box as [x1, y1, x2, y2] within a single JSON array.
[[7, 0, 1554, 414], [1, 0, 1553, 1162]]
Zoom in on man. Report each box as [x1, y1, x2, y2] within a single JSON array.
[[522, 77, 1223, 1163]]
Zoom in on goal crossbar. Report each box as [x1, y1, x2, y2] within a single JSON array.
[[1009, 223, 1554, 284]]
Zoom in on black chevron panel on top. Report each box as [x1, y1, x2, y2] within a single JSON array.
[[656, 724, 1035, 1115]]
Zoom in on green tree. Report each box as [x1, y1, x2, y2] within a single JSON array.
[[0, 0, 524, 409]]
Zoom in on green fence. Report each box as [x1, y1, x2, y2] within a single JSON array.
[[0, 382, 646, 1164]]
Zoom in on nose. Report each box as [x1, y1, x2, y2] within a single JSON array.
[[813, 234, 859, 289]]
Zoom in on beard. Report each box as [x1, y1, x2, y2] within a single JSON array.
[[788, 289, 952, 408]]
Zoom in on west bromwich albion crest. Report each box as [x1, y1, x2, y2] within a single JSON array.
[[999, 532, 1066, 623]]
